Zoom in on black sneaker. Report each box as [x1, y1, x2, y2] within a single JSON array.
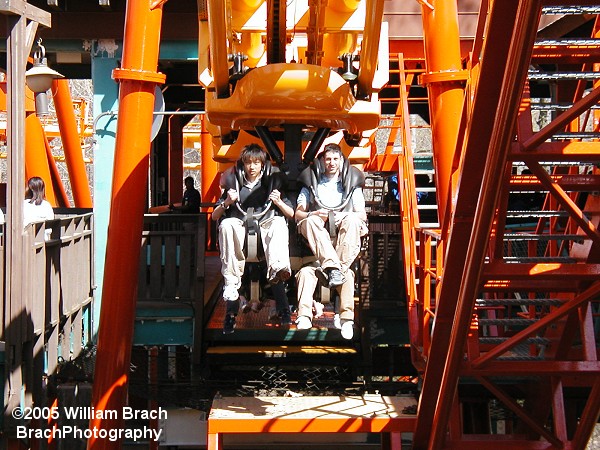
[[279, 309, 292, 325], [328, 269, 346, 288], [315, 267, 329, 286], [223, 314, 236, 334], [240, 297, 251, 314]]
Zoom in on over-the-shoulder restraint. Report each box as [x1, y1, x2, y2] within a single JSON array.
[[298, 155, 364, 212]]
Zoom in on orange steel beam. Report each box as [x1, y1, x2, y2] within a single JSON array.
[[200, 114, 220, 249], [305, 0, 326, 66], [419, 0, 466, 231], [206, 0, 229, 98], [88, 0, 166, 448], [413, 2, 543, 448], [52, 78, 93, 207], [356, 0, 384, 98], [25, 113, 57, 205], [44, 133, 71, 208], [200, 115, 220, 207]]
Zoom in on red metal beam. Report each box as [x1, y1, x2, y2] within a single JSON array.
[[521, 85, 600, 151], [510, 174, 600, 191], [525, 160, 600, 248], [414, 2, 544, 449], [571, 378, 600, 450], [532, 44, 600, 63], [476, 376, 562, 447], [472, 281, 600, 368], [461, 360, 600, 376], [511, 141, 600, 160], [484, 261, 600, 279]]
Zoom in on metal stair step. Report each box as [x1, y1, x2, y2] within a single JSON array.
[[476, 298, 564, 307], [528, 71, 600, 81], [479, 336, 550, 345], [503, 256, 579, 263], [542, 6, 600, 14], [478, 318, 538, 326], [503, 233, 586, 242], [506, 210, 569, 218], [535, 38, 600, 47], [496, 355, 545, 361], [530, 102, 600, 111], [551, 132, 600, 139]]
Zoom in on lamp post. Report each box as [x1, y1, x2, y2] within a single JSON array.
[[25, 38, 64, 116]]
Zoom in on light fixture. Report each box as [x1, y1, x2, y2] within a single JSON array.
[[25, 38, 64, 116]]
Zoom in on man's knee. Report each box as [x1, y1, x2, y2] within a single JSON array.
[[220, 218, 245, 236], [339, 213, 363, 229]]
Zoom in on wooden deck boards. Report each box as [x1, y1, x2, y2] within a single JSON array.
[[207, 395, 417, 449]]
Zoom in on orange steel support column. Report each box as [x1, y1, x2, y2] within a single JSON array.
[[25, 113, 57, 205], [53, 78, 93, 207], [200, 115, 220, 249], [420, 0, 466, 229], [44, 136, 71, 207], [88, 0, 166, 449]]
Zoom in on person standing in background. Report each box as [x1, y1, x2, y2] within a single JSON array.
[[170, 176, 201, 214], [23, 176, 54, 228]]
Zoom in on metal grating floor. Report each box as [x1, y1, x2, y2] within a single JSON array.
[[207, 296, 338, 330]]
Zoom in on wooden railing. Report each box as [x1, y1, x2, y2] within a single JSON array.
[[1, 213, 94, 433], [136, 213, 206, 363]]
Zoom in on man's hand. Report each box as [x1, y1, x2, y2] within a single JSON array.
[[225, 189, 239, 206], [311, 208, 329, 220], [269, 189, 282, 205]]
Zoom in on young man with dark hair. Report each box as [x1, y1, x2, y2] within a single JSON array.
[[294, 143, 367, 339], [213, 143, 294, 333]]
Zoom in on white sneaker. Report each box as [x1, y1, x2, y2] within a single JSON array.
[[333, 314, 342, 329], [296, 315, 312, 330], [341, 320, 354, 340], [223, 284, 239, 301], [313, 302, 324, 318]]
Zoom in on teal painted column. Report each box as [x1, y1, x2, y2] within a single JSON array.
[[90, 39, 197, 337], [91, 40, 121, 337]]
